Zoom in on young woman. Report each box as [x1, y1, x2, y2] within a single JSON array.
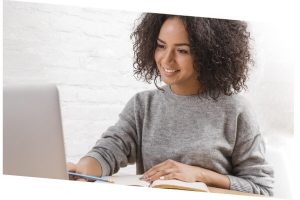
[[67, 13, 274, 196]]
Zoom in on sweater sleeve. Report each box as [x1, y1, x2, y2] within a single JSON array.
[[227, 104, 274, 196], [84, 95, 139, 176]]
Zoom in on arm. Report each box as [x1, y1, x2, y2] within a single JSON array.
[[227, 105, 274, 196], [228, 134, 274, 196], [68, 95, 139, 178], [86, 96, 139, 176]]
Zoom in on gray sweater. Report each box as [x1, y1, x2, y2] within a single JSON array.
[[86, 85, 274, 195]]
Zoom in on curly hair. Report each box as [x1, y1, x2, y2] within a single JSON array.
[[131, 13, 252, 99]]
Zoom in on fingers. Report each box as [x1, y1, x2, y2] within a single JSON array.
[[146, 168, 176, 181], [144, 159, 180, 181], [143, 161, 168, 179], [66, 162, 77, 172], [67, 162, 89, 181], [143, 159, 198, 182], [145, 159, 176, 175], [66, 162, 78, 180], [163, 172, 185, 181]]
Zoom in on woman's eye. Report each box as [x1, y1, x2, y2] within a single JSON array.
[[157, 44, 165, 49], [178, 49, 189, 54]]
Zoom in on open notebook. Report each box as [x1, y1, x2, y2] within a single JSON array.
[[97, 175, 209, 192]]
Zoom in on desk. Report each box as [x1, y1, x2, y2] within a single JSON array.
[[3, 175, 277, 200]]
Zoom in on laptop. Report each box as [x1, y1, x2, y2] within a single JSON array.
[[3, 84, 69, 180]]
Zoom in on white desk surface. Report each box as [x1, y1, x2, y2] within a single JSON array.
[[1, 175, 283, 200]]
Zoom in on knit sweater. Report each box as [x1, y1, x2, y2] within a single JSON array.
[[86, 85, 274, 195]]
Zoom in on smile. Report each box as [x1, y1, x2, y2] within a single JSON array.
[[161, 67, 180, 78], [163, 67, 180, 73]]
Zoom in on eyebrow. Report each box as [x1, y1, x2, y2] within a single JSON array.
[[157, 38, 190, 47]]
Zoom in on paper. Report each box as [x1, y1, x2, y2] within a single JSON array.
[[98, 175, 150, 187]]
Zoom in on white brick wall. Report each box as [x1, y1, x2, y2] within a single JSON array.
[[3, 1, 157, 174]]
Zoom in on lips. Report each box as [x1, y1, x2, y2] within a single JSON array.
[[161, 67, 180, 77], [164, 68, 179, 73]]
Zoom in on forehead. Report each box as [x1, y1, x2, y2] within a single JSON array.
[[158, 17, 189, 42]]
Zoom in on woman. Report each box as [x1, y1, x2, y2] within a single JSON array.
[[67, 13, 274, 196]]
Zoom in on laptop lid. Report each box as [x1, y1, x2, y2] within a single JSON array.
[[3, 84, 68, 180]]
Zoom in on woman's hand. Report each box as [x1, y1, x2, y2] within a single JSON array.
[[143, 159, 230, 189], [66, 162, 87, 181], [143, 159, 203, 182], [66, 157, 103, 181]]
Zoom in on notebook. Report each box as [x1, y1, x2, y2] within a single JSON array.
[[3, 84, 69, 180], [98, 175, 209, 192]]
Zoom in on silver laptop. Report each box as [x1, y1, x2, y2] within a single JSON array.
[[3, 84, 68, 180]]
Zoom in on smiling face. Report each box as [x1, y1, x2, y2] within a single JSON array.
[[155, 17, 201, 95]]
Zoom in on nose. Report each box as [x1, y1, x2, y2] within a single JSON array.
[[161, 49, 175, 66]]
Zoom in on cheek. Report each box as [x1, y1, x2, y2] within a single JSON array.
[[178, 58, 194, 71]]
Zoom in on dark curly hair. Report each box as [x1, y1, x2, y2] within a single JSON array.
[[131, 13, 253, 99]]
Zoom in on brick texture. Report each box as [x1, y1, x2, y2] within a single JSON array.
[[3, 1, 158, 174]]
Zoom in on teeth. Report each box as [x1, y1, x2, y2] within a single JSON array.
[[164, 68, 178, 73]]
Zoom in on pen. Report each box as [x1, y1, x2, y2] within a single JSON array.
[[68, 171, 114, 183]]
